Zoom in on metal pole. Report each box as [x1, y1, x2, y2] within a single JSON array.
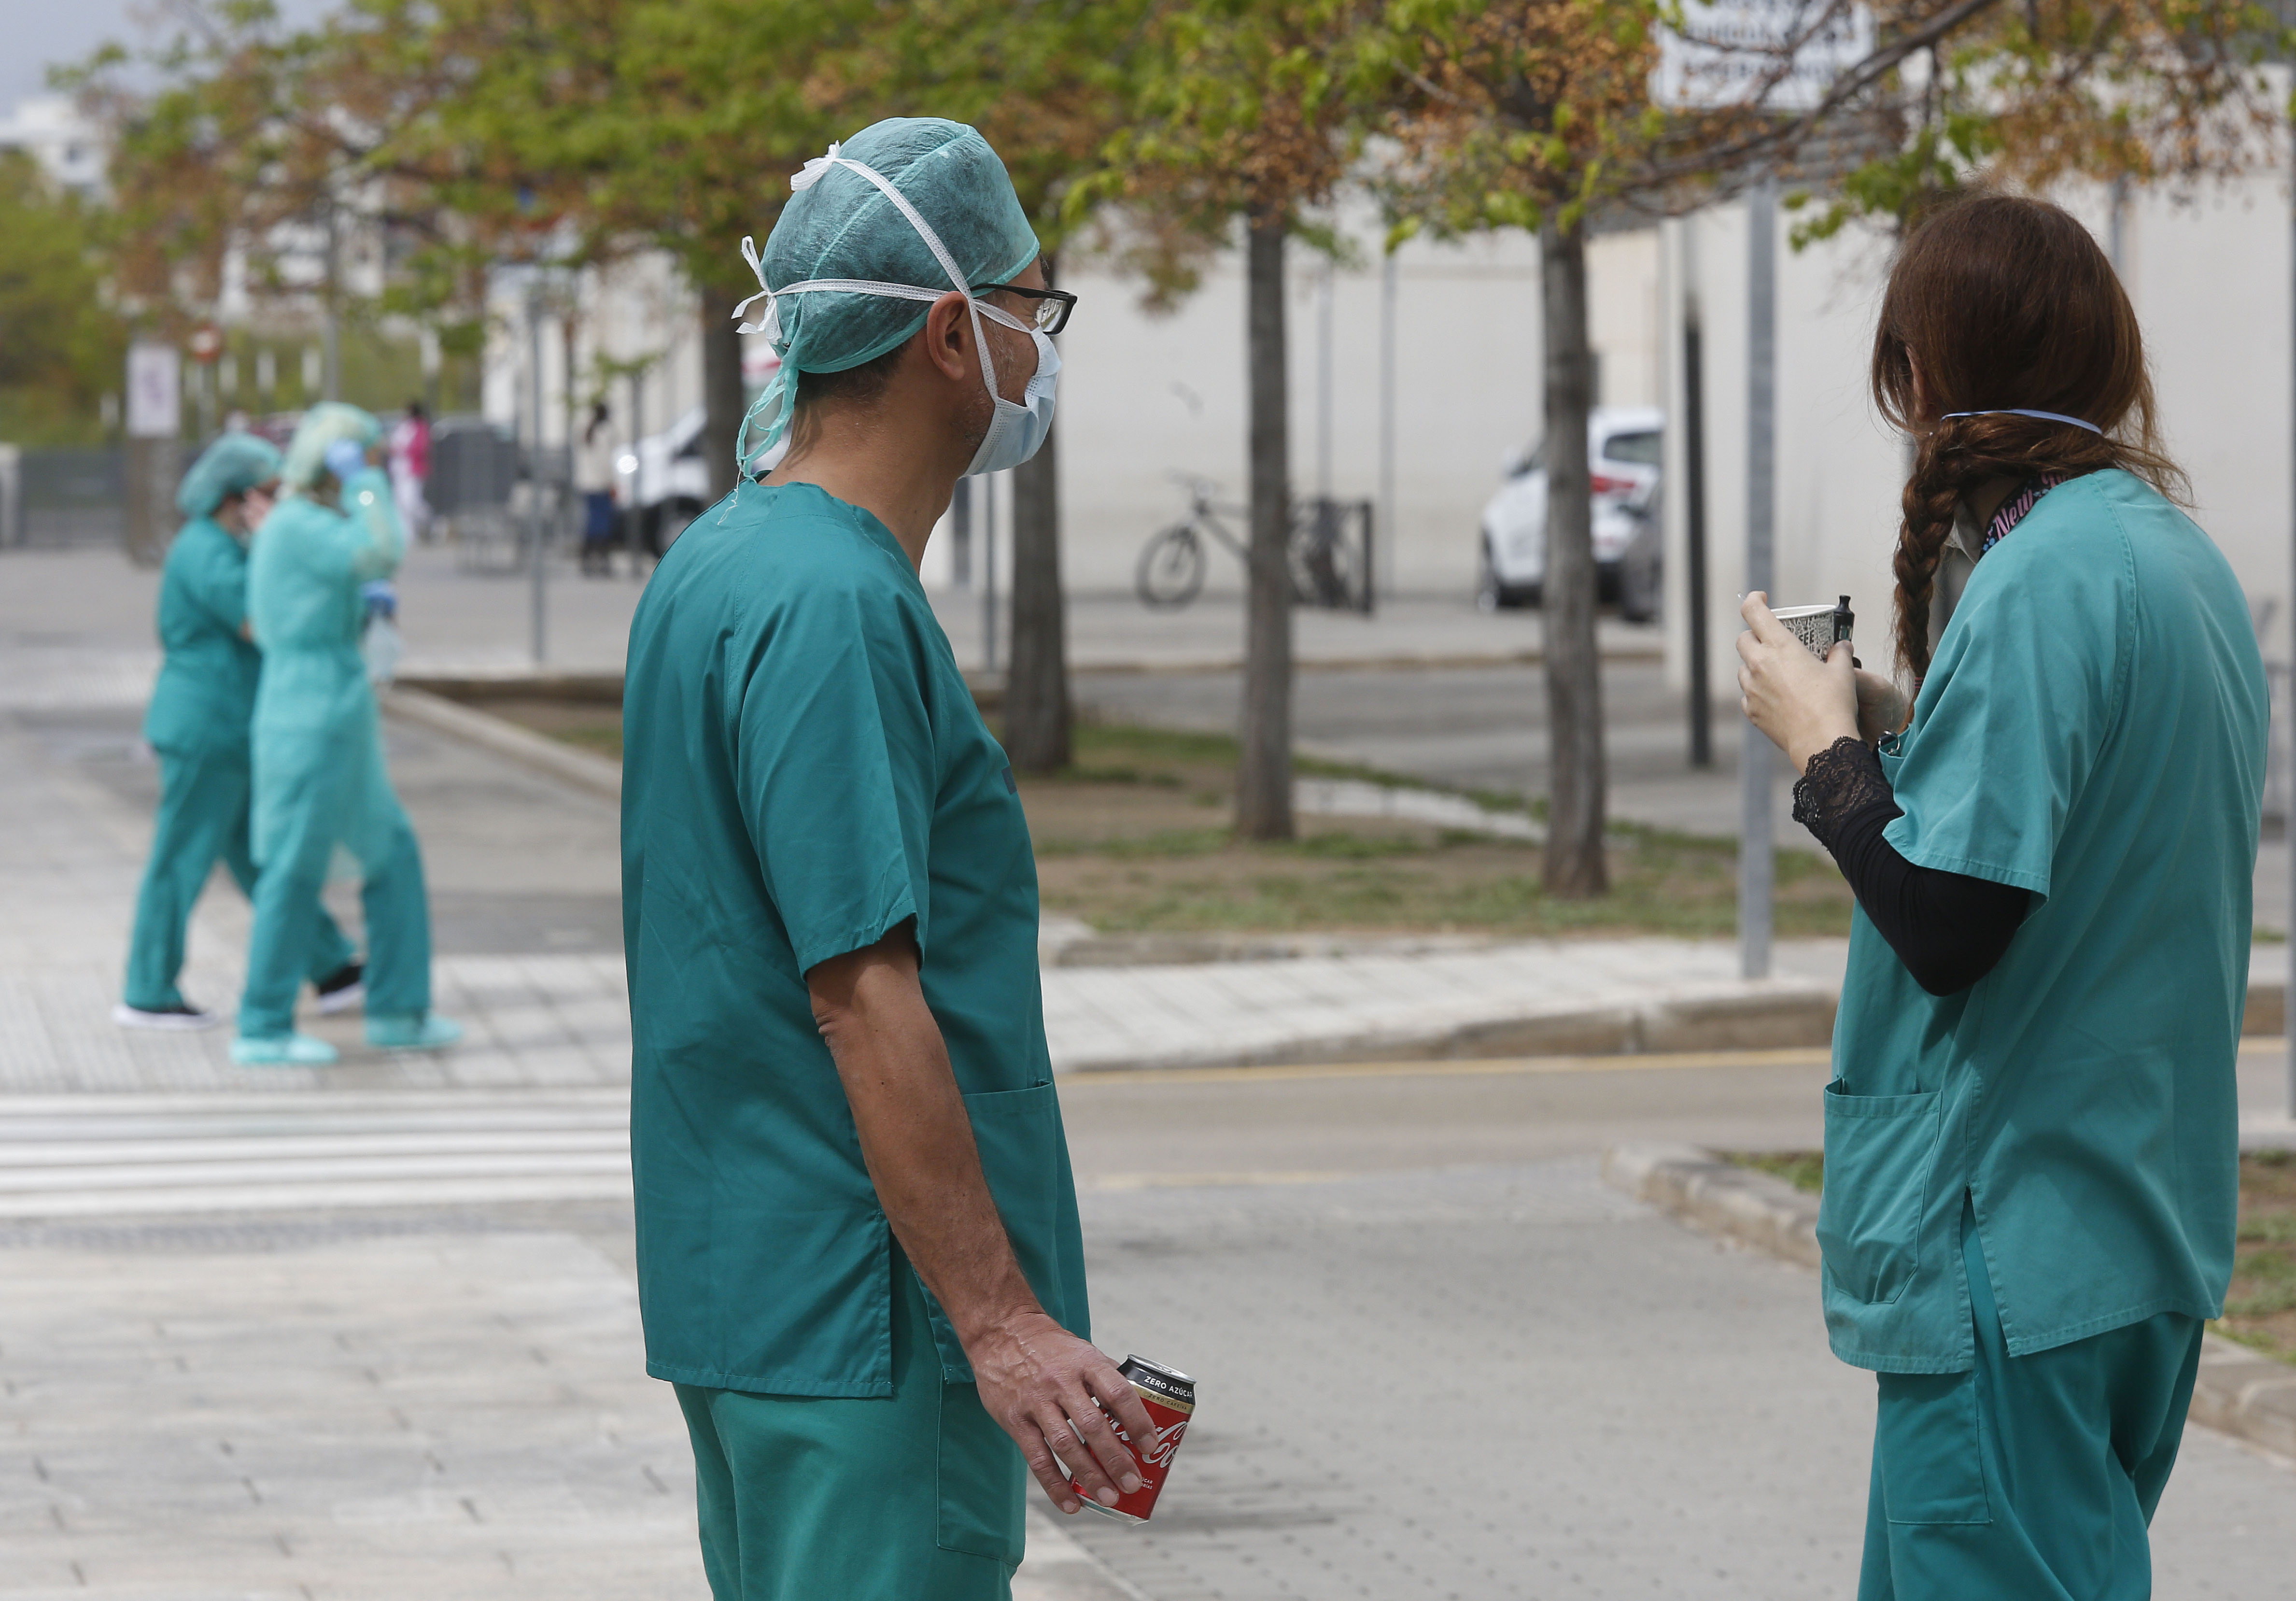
[[626, 368, 644, 581], [982, 471, 1000, 676], [527, 282, 548, 665], [322, 202, 343, 404], [1315, 261, 1335, 502], [1739, 180, 1778, 981], [1379, 247, 1398, 603], [2286, 108, 2295, 1119], [1684, 218, 1712, 770]]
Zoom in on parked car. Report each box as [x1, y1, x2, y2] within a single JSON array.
[[1477, 405, 1662, 622], [619, 405, 712, 556]]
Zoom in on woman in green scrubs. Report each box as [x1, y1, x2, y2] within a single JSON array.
[[1737, 195, 2266, 1599], [117, 432, 361, 1030], [234, 405, 460, 1066]]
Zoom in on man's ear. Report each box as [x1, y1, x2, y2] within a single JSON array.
[[923, 289, 974, 384]]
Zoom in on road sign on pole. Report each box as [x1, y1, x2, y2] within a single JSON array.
[[1651, 2, 1872, 981], [1654, 1, 1875, 112]]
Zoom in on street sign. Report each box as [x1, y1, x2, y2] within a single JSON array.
[[1654, 0, 1875, 112], [125, 343, 181, 439], [188, 325, 225, 365]]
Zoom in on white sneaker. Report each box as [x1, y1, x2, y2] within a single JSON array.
[[114, 1002, 223, 1032]]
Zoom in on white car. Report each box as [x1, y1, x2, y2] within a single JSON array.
[[1478, 405, 1663, 621], [616, 405, 713, 556]]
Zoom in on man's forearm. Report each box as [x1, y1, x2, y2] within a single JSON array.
[[810, 940, 1040, 1343]]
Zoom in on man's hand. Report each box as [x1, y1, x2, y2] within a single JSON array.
[[1736, 591, 1861, 769], [966, 1310, 1157, 1515]]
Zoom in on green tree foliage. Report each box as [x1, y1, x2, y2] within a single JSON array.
[[0, 153, 123, 444], [1365, 0, 2290, 898]]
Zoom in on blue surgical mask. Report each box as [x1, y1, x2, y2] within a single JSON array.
[[965, 323, 1059, 477]]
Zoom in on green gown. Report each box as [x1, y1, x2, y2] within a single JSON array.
[[123, 514, 354, 1012], [238, 468, 432, 1038]]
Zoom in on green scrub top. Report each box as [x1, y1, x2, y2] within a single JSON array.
[[145, 516, 261, 760], [1823, 469, 2267, 1374], [244, 468, 404, 866], [621, 482, 1089, 1398]]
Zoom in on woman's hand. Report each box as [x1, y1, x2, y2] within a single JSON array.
[[1736, 592, 1861, 769], [1852, 668, 1911, 746]]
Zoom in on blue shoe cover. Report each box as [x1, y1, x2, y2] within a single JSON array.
[[230, 1033, 339, 1066], [366, 1013, 463, 1051]]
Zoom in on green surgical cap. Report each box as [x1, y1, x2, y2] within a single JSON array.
[[740, 117, 1040, 459], [176, 431, 284, 519], [282, 401, 383, 488]]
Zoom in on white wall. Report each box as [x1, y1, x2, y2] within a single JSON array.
[[1052, 211, 1553, 598]]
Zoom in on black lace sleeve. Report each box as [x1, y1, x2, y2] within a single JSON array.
[[1790, 736, 1899, 856], [1789, 737, 2032, 996]]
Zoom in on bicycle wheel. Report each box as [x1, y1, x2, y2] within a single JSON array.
[[1136, 522, 1208, 609]]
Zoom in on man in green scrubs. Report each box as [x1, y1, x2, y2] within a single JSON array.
[[118, 432, 361, 1031], [621, 119, 1150, 1601]]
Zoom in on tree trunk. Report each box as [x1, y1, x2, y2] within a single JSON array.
[[1236, 213, 1294, 841], [1539, 219, 1607, 897], [699, 282, 746, 500], [1006, 402, 1071, 770]]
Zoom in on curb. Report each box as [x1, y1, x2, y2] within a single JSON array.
[[380, 684, 622, 803], [1058, 990, 1838, 1075], [1601, 1141, 2296, 1463]]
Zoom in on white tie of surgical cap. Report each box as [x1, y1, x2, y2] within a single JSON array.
[[730, 141, 1029, 383]]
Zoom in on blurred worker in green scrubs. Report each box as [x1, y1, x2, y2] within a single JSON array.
[[622, 119, 1144, 1601], [234, 404, 460, 1066], [117, 431, 362, 1031], [1737, 195, 2266, 1600]]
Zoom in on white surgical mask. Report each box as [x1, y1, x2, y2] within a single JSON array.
[[734, 144, 1058, 478]]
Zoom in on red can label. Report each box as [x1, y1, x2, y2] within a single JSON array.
[[1071, 1355, 1194, 1523]]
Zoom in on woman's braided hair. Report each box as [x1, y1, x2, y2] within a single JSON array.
[[1872, 193, 2186, 681]]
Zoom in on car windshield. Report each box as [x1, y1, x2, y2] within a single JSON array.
[[1602, 430, 1661, 466]]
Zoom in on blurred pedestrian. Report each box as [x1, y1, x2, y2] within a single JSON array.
[[575, 400, 618, 576], [116, 431, 364, 1031], [388, 399, 431, 544], [234, 404, 461, 1066], [1737, 193, 2266, 1601], [621, 118, 1129, 1601]]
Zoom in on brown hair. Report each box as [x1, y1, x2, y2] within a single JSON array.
[[1872, 192, 2185, 680]]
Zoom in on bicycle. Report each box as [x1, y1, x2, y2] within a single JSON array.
[[1134, 474, 1369, 612]]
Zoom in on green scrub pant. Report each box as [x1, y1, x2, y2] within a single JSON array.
[[673, 1264, 1026, 1601], [239, 780, 430, 1039], [124, 749, 353, 1013], [1858, 1201, 2203, 1601]]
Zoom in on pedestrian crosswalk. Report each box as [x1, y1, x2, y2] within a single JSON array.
[[0, 1089, 631, 1218]]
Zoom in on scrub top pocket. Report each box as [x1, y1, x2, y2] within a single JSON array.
[[1818, 1083, 1942, 1306]]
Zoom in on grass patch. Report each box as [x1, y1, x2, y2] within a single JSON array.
[[1021, 723, 1853, 939], [1725, 1151, 1825, 1195], [1725, 1148, 2296, 1366], [486, 700, 1857, 940], [2221, 1149, 2296, 1363]]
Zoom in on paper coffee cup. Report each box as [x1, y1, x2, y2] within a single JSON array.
[[1772, 604, 1846, 661]]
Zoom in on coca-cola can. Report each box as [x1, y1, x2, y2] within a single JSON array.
[[1071, 1355, 1194, 1523]]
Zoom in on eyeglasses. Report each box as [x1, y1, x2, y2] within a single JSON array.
[[973, 283, 1077, 336]]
